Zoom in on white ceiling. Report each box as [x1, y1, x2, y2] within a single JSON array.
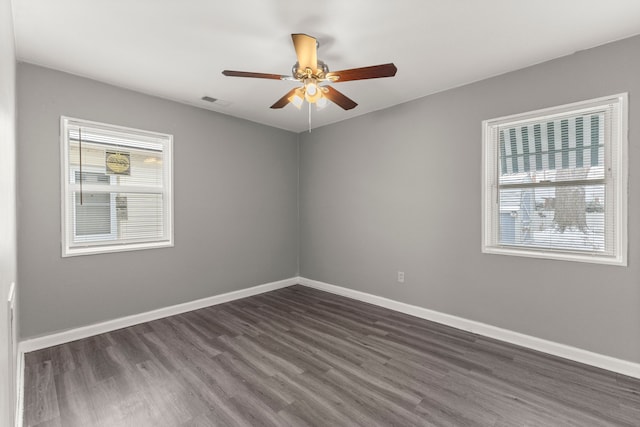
[[12, 0, 640, 133]]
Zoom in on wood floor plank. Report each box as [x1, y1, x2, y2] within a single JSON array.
[[216, 351, 294, 412], [274, 371, 373, 427], [53, 366, 99, 426], [24, 359, 60, 426], [23, 285, 640, 426]]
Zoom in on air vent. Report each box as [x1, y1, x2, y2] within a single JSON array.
[[201, 96, 231, 107]]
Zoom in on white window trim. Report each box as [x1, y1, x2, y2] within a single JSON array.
[[481, 94, 628, 266], [61, 116, 174, 257]]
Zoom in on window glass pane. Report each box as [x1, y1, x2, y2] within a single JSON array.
[[68, 139, 164, 188], [498, 184, 606, 253], [74, 192, 112, 237], [69, 191, 165, 246], [498, 113, 605, 176], [69, 127, 165, 187], [115, 193, 165, 241]]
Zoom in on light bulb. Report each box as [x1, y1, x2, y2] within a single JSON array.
[[306, 81, 317, 96], [303, 78, 322, 103], [304, 79, 322, 103], [316, 96, 328, 110]]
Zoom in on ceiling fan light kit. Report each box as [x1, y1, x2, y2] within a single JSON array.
[[222, 33, 397, 112]]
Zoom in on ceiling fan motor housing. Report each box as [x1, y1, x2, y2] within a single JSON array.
[[292, 60, 330, 80]]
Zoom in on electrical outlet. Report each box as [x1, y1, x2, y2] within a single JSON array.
[[397, 271, 405, 283]]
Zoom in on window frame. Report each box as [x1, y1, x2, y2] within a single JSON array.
[[481, 94, 628, 266], [60, 116, 174, 257]]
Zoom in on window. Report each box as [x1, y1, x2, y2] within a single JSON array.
[[61, 117, 173, 256], [482, 94, 627, 265]]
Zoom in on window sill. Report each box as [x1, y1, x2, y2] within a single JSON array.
[[482, 245, 626, 266], [63, 240, 174, 257]]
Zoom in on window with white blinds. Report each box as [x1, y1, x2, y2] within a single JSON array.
[[482, 94, 628, 265], [61, 117, 173, 257]]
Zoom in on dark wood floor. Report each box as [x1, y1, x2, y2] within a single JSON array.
[[23, 285, 640, 426]]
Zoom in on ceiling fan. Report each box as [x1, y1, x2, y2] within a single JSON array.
[[222, 34, 397, 111]]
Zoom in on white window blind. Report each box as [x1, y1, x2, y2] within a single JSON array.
[[61, 117, 173, 257], [482, 94, 627, 265]]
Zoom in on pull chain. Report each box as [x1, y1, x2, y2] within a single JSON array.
[[308, 102, 312, 133]]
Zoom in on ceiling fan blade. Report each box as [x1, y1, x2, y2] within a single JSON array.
[[326, 63, 397, 82], [323, 86, 358, 110], [291, 34, 318, 72], [270, 88, 299, 109], [222, 70, 287, 80]]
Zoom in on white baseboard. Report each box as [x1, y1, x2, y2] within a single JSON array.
[[19, 277, 298, 353], [17, 274, 640, 382], [297, 276, 640, 379]]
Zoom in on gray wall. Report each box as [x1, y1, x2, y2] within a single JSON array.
[[18, 63, 299, 339], [300, 35, 640, 363], [16, 35, 640, 365], [0, 0, 17, 423]]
